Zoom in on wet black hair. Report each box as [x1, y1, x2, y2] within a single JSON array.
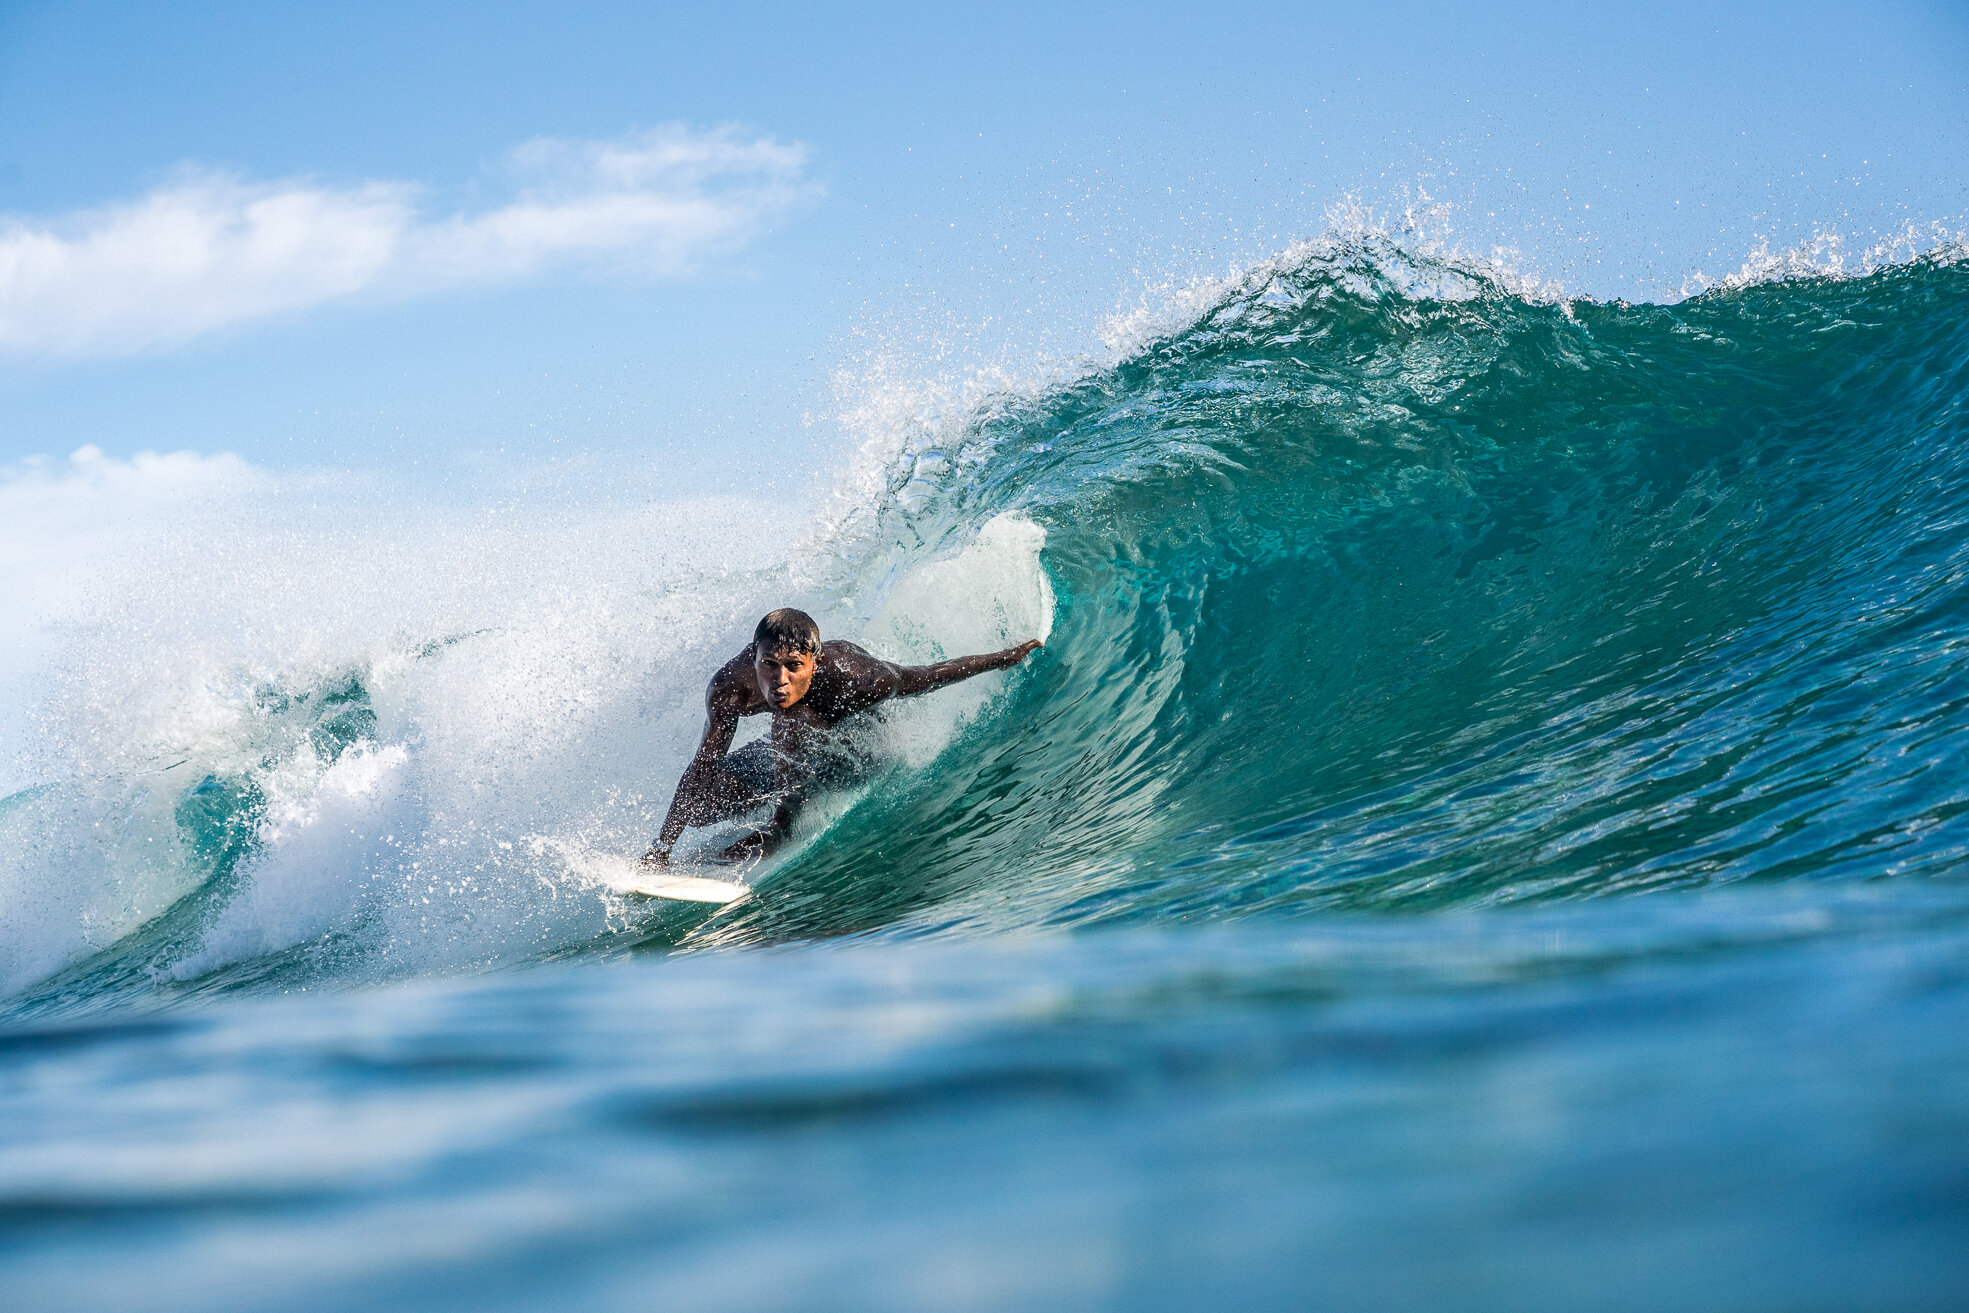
[[753, 608, 822, 656]]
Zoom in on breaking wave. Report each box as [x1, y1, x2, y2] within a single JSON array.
[[6, 222, 1969, 1013]]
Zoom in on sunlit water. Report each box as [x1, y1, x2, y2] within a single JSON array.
[[5, 228, 1969, 1309]]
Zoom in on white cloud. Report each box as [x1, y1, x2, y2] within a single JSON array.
[[0, 444, 265, 542], [0, 444, 266, 618], [0, 125, 816, 359]]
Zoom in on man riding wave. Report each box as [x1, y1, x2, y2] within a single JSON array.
[[642, 608, 1042, 867]]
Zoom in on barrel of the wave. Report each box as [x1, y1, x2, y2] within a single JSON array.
[[744, 244, 1969, 934]]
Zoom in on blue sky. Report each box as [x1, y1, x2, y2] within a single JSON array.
[[1, 0, 1965, 497]]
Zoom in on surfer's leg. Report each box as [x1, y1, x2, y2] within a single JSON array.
[[722, 739, 778, 797], [676, 740, 778, 826]]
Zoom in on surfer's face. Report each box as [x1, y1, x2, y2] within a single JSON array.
[[756, 645, 817, 709]]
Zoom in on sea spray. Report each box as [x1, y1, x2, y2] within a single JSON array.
[[5, 222, 1969, 1009]]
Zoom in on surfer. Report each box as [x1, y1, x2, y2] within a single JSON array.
[[642, 608, 1042, 867]]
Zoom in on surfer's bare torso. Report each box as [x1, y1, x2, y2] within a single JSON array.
[[709, 639, 914, 758], [645, 615, 1041, 867]]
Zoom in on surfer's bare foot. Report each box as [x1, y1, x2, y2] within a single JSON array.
[[638, 846, 670, 869], [715, 832, 768, 864]]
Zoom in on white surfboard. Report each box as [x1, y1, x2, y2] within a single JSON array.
[[610, 867, 749, 904], [592, 851, 748, 903], [541, 840, 751, 904]]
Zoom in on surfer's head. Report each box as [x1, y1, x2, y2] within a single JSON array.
[[753, 608, 822, 709]]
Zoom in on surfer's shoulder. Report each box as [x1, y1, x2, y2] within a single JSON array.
[[707, 648, 763, 713], [819, 640, 901, 681], [820, 638, 878, 666], [814, 640, 906, 710]]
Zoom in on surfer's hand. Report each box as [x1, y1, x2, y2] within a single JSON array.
[[1002, 638, 1043, 667], [639, 845, 671, 869]]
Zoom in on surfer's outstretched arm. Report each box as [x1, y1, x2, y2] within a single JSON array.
[[892, 639, 1044, 696], [643, 683, 744, 866]]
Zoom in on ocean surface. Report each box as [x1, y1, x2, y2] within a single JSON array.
[[5, 230, 1969, 1309]]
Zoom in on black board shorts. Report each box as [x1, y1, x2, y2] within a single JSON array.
[[721, 739, 779, 803], [704, 737, 875, 826]]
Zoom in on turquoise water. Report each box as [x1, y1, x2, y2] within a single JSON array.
[[5, 235, 1969, 1308]]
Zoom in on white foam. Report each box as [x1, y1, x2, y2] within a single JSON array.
[[0, 450, 816, 995], [0, 432, 1068, 999], [163, 741, 417, 980], [852, 512, 1054, 771]]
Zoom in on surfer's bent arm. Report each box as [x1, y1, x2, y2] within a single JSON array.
[[890, 639, 1044, 697], [647, 684, 744, 861]]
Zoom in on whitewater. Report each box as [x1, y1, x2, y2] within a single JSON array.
[[5, 222, 1969, 1310]]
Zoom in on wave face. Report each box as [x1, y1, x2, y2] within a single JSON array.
[[5, 238, 1969, 1008], [708, 238, 1969, 943]]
